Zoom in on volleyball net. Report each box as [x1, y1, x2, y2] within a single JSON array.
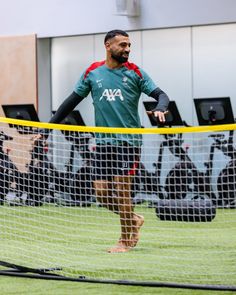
[[0, 117, 235, 290]]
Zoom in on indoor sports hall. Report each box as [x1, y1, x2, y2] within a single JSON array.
[[0, 1, 235, 294]]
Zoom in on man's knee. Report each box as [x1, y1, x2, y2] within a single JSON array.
[[93, 180, 109, 197], [114, 176, 132, 191]]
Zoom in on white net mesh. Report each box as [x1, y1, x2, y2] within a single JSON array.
[[0, 119, 235, 286]]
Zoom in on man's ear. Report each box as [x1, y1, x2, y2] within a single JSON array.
[[104, 41, 110, 50]]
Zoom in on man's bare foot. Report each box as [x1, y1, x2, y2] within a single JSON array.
[[107, 239, 131, 253], [130, 214, 144, 247]]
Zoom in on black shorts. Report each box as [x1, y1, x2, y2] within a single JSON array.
[[93, 144, 141, 181]]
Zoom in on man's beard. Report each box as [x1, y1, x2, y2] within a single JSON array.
[[111, 52, 129, 63]]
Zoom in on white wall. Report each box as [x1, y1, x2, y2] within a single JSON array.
[[192, 23, 236, 124], [142, 28, 192, 124], [37, 38, 52, 122], [51, 35, 95, 124], [0, 0, 236, 38], [50, 23, 236, 126]]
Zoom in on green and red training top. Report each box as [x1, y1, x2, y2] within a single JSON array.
[[74, 61, 157, 146]]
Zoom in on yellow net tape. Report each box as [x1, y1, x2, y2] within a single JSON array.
[[0, 116, 235, 134], [0, 117, 236, 134]]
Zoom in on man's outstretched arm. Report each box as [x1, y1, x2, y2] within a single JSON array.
[[149, 87, 170, 122], [38, 91, 84, 139], [49, 91, 84, 124]]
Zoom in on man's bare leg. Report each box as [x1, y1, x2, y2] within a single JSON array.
[[93, 178, 144, 252], [105, 175, 134, 253], [93, 180, 119, 213], [130, 213, 144, 247], [94, 179, 130, 252]]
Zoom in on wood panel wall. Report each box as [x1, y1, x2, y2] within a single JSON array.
[[0, 34, 38, 116], [0, 34, 38, 171]]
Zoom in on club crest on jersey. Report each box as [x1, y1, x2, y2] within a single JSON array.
[[99, 89, 124, 101]]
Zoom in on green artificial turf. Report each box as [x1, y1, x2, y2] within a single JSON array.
[[0, 203, 235, 292]]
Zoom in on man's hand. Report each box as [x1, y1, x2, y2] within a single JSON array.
[[153, 110, 168, 123], [33, 133, 42, 141], [32, 129, 50, 143], [147, 110, 168, 124]]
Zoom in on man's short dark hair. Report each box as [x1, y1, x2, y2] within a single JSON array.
[[104, 30, 129, 44]]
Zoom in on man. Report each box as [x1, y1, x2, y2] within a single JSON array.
[[46, 29, 169, 253]]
